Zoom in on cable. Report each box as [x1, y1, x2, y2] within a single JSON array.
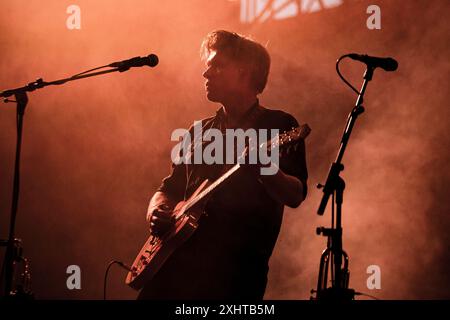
[[330, 192, 334, 285], [336, 55, 361, 95], [0, 253, 6, 295], [355, 291, 380, 300], [71, 65, 111, 78], [103, 260, 131, 300]]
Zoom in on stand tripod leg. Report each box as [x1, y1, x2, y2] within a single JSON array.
[[316, 247, 331, 297]]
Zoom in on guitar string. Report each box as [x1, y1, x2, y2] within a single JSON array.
[[172, 126, 306, 220]]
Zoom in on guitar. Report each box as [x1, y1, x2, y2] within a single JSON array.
[[125, 124, 311, 289]]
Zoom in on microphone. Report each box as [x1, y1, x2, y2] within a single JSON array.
[[348, 53, 398, 71], [109, 54, 159, 70]]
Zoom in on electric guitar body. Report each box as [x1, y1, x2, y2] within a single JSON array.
[[125, 179, 209, 290]]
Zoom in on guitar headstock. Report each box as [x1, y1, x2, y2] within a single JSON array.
[[240, 123, 311, 160], [265, 123, 311, 157], [278, 123, 311, 148]]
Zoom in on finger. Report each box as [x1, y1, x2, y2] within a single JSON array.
[[150, 221, 165, 232], [150, 224, 168, 237], [150, 205, 170, 217], [153, 211, 171, 219], [151, 216, 171, 225], [154, 204, 171, 212], [153, 208, 171, 215]]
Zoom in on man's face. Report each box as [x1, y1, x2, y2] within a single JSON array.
[[202, 50, 247, 104]]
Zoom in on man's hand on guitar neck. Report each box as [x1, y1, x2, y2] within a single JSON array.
[[147, 191, 177, 238]]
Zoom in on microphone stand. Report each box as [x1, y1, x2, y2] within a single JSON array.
[[0, 63, 140, 298], [311, 65, 375, 300]]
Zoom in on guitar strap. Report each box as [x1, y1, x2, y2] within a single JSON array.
[[184, 100, 264, 199]]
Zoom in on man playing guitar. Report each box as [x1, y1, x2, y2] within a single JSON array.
[[137, 30, 308, 299]]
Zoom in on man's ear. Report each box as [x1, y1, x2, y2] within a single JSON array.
[[239, 67, 253, 89]]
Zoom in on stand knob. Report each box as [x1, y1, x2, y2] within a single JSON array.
[[316, 227, 325, 235]]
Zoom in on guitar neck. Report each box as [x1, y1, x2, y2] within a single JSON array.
[[183, 163, 241, 212], [179, 123, 311, 214]]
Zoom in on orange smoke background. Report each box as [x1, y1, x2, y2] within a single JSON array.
[[0, 0, 449, 299]]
